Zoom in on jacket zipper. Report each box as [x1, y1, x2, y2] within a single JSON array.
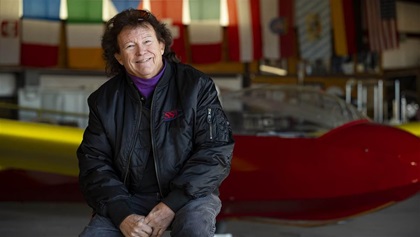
[[123, 90, 143, 185], [150, 93, 163, 196], [207, 108, 213, 140]]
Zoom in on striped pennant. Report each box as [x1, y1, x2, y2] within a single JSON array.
[[295, 0, 332, 61], [187, 0, 223, 64], [21, 0, 62, 67], [141, 0, 187, 62], [0, 0, 21, 65], [66, 0, 104, 69], [226, 0, 262, 62], [364, 0, 398, 52]]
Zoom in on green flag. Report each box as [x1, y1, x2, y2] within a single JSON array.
[[189, 0, 220, 20], [67, 0, 103, 23]]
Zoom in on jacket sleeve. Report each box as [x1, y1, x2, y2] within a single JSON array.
[[77, 93, 134, 226], [167, 76, 235, 202]]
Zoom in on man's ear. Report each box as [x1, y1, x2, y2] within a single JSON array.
[[114, 53, 123, 65], [160, 42, 165, 55]]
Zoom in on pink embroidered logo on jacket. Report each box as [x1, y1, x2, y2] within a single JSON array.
[[163, 110, 179, 121]]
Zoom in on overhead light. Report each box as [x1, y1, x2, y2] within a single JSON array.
[[259, 64, 287, 76]]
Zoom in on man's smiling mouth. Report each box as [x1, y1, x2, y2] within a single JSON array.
[[136, 58, 152, 63]]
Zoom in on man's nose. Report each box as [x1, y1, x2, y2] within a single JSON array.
[[135, 45, 145, 56]]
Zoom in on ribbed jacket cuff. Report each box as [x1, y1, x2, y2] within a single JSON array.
[[162, 189, 191, 212], [107, 199, 135, 228]]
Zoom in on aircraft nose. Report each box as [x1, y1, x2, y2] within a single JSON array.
[[362, 124, 420, 184], [320, 120, 420, 195]]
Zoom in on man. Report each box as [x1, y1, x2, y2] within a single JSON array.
[[77, 8, 234, 237]]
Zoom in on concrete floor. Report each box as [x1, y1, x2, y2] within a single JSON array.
[[0, 193, 419, 237]]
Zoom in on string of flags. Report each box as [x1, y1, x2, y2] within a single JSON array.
[[0, 0, 399, 69]]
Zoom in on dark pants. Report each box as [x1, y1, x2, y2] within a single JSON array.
[[79, 193, 221, 237]]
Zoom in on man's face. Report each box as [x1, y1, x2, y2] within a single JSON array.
[[115, 23, 165, 79]]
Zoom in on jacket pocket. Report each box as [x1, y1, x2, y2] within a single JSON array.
[[207, 107, 231, 142]]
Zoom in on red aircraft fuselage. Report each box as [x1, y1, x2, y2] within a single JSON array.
[[219, 119, 420, 223]]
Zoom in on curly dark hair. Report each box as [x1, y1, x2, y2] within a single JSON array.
[[102, 8, 180, 76]]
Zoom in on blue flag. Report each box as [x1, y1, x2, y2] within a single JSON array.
[[111, 0, 141, 12], [22, 0, 61, 20]]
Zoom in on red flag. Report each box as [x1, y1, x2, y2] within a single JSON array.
[[342, 0, 356, 54], [260, 0, 296, 60], [226, 0, 262, 62], [278, 0, 296, 58], [21, 19, 60, 67]]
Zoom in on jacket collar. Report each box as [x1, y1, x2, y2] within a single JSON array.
[[155, 61, 173, 89]]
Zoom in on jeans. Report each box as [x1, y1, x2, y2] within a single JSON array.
[[79, 193, 221, 237]]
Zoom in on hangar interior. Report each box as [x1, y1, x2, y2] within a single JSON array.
[[0, 0, 419, 126], [0, 0, 420, 237]]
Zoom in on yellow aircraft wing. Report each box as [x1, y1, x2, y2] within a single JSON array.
[[395, 122, 420, 137], [0, 118, 83, 176]]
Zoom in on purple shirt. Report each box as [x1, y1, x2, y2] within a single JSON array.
[[128, 61, 166, 99]]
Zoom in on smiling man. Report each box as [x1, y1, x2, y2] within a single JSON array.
[[77, 9, 235, 237]]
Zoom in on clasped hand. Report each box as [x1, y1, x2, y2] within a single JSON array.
[[120, 202, 175, 237]]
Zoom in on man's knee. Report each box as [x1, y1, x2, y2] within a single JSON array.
[[171, 219, 216, 237], [170, 194, 221, 237]]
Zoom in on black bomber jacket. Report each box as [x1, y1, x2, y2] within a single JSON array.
[[77, 62, 235, 226]]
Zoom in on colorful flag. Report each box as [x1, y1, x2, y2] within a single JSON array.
[[260, 0, 296, 60], [187, 0, 223, 64], [67, 0, 103, 23], [22, 0, 61, 20], [364, 0, 398, 52], [21, 0, 62, 67], [21, 19, 61, 67], [66, 23, 105, 69], [330, 0, 357, 56], [295, 0, 332, 61], [103, 0, 141, 21], [330, 0, 347, 56], [111, 0, 140, 12], [0, 0, 21, 65], [66, 0, 104, 69], [226, 0, 262, 62], [141, 0, 187, 62]]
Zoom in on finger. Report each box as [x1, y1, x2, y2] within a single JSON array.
[[141, 223, 153, 236], [138, 231, 150, 237], [156, 228, 165, 237], [138, 227, 153, 237], [150, 228, 158, 237], [137, 216, 145, 223]]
